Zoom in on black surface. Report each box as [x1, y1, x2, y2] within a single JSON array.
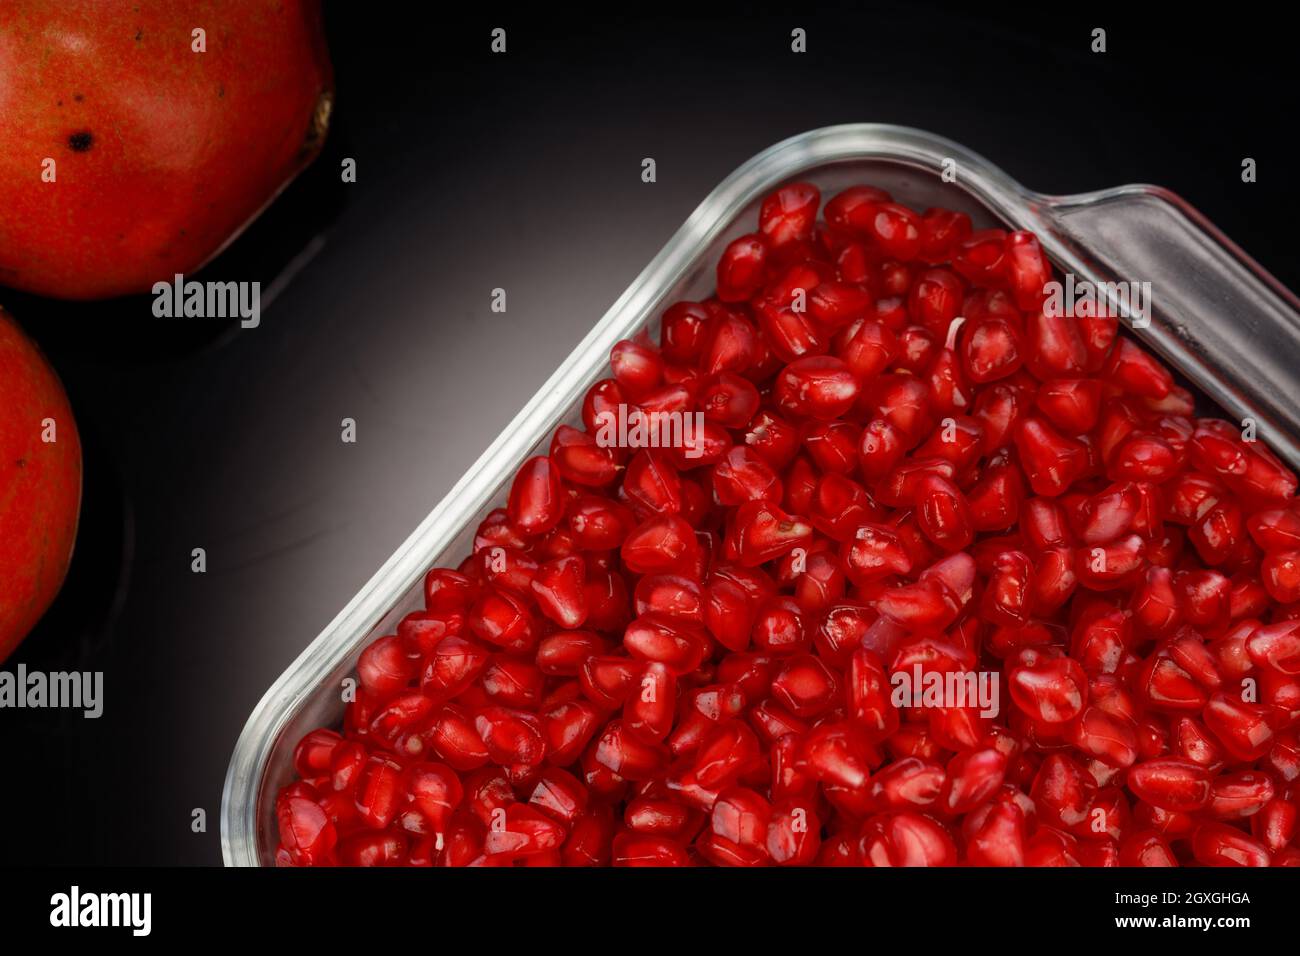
[[2, 4, 1298, 865], [3, 864, 1288, 940]]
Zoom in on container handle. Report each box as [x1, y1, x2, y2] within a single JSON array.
[[1031, 185, 1300, 470]]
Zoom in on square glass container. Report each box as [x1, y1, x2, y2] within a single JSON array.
[[222, 123, 1300, 866]]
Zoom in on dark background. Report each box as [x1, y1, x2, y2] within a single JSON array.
[[3, 3, 1297, 865]]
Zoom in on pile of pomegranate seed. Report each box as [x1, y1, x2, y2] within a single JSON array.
[[275, 183, 1300, 867]]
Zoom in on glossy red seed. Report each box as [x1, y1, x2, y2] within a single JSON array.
[[475, 706, 546, 766], [1015, 415, 1088, 497], [825, 185, 891, 232], [621, 513, 701, 575], [279, 183, 1300, 869], [766, 798, 821, 865], [424, 568, 478, 613], [1247, 619, 1300, 673], [717, 233, 770, 302], [918, 207, 972, 263], [913, 473, 974, 552], [1008, 651, 1087, 724], [961, 317, 1023, 384], [1025, 310, 1086, 379], [550, 425, 619, 487], [774, 355, 861, 420], [1191, 821, 1271, 867], [543, 698, 602, 766], [1203, 691, 1275, 761], [800, 720, 875, 789], [908, 268, 964, 338], [356, 635, 418, 698], [593, 721, 668, 781], [868, 203, 923, 261], [659, 301, 711, 364], [1127, 758, 1213, 812], [770, 654, 840, 717], [467, 587, 537, 652], [624, 662, 677, 742], [759, 182, 820, 246], [611, 831, 690, 866], [703, 311, 760, 375], [507, 456, 565, 534], [1252, 797, 1298, 851], [1003, 231, 1050, 311], [860, 811, 957, 867], [278, 792, 337, 866], [623, 613, 709, 674], [530, 555, 588, 628], [726, 499, 813, 567], [1262, 550, 1300, 602]]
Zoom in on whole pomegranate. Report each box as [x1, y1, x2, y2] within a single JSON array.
[[0, 1, 333, 299], [0, 308, 81, 661]]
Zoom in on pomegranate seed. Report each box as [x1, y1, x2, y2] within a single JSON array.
[[717, 233, 770, 303], [467, 587, 537, 653], [953, 229, 1008, 287], [1015, 415, 1088, 497], [660, 301, 712, 364], [1008, 651, 1087, 724], [909, 268, 964, 338], [919, 207, 973, 263], [860, 811, 957, 867], [550, 425, 619, 487], [1203, 690, 1275, 761], [354, 755, 405, 829], [913, 473, 974, 552], [475, 706, 546, 767], [424, 568, 478, 613], [1191, 821, 1271, 867], [1247, 618, 1300, 673], [713, 445, 783, 506], [774, 355, 861, 420], [507, 456, 565, 535], [623, 613, 709, 674], [770, 654, 840, 717], [612, 831, 690, 866], [1252, 797, 1298, 850], [767, 798, 821, 865], [338, 830, 407, 867], [624, 662, 677, 742], [1127, 758, 1213, 812], [825, 185, 891, 232], [726, 499, 812, 567], [530, 555, 588, 628], [594, 720, 669, 781], [622, 449, 683, 516], [278, 790, 338, 866], [760, 182, 820, 246], [277, 182, 1300, 868], [543, 697, 602, 766], [867, 203, 922, 261], [965, 798, 1027, 866], [621, 513, 701, 575]]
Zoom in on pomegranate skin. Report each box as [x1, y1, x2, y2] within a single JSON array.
[[0, 309, 81, 661], [0, 0, 334, 299]]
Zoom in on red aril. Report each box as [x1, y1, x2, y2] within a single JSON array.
[[276, 181, 1300, 870]]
